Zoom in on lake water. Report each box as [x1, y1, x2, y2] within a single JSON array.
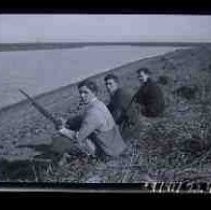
[[0, 45, 182, 109]]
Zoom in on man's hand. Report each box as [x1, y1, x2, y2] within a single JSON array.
[[59, 127, 76, 140], [56, 117, 67, 130]]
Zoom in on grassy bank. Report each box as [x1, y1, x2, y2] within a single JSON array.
[[0, 46, 211, 183]]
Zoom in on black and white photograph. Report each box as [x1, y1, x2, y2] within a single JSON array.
[[0, 14, 211, 193]]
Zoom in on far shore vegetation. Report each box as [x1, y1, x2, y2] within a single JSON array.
[[0, 42, 210, 52]]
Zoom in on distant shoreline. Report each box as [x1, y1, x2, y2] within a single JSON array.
[[0, 42, 209, 52]]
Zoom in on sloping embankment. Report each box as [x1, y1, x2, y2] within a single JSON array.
[[0, 45, 211, 181]]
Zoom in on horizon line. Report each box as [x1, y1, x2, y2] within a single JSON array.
[[1, 41, 211, 44]]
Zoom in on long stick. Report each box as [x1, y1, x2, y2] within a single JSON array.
[[19, 89, 61, 129]]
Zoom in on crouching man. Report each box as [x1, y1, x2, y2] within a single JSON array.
[[134, 67, 165, 118], [57, 79, 127, 161]]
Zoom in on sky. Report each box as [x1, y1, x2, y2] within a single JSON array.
[[0, 14, 211, 43]]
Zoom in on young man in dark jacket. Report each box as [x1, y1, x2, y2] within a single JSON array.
[[134, 68, 165, 118], [104, 74, 132, 125]]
